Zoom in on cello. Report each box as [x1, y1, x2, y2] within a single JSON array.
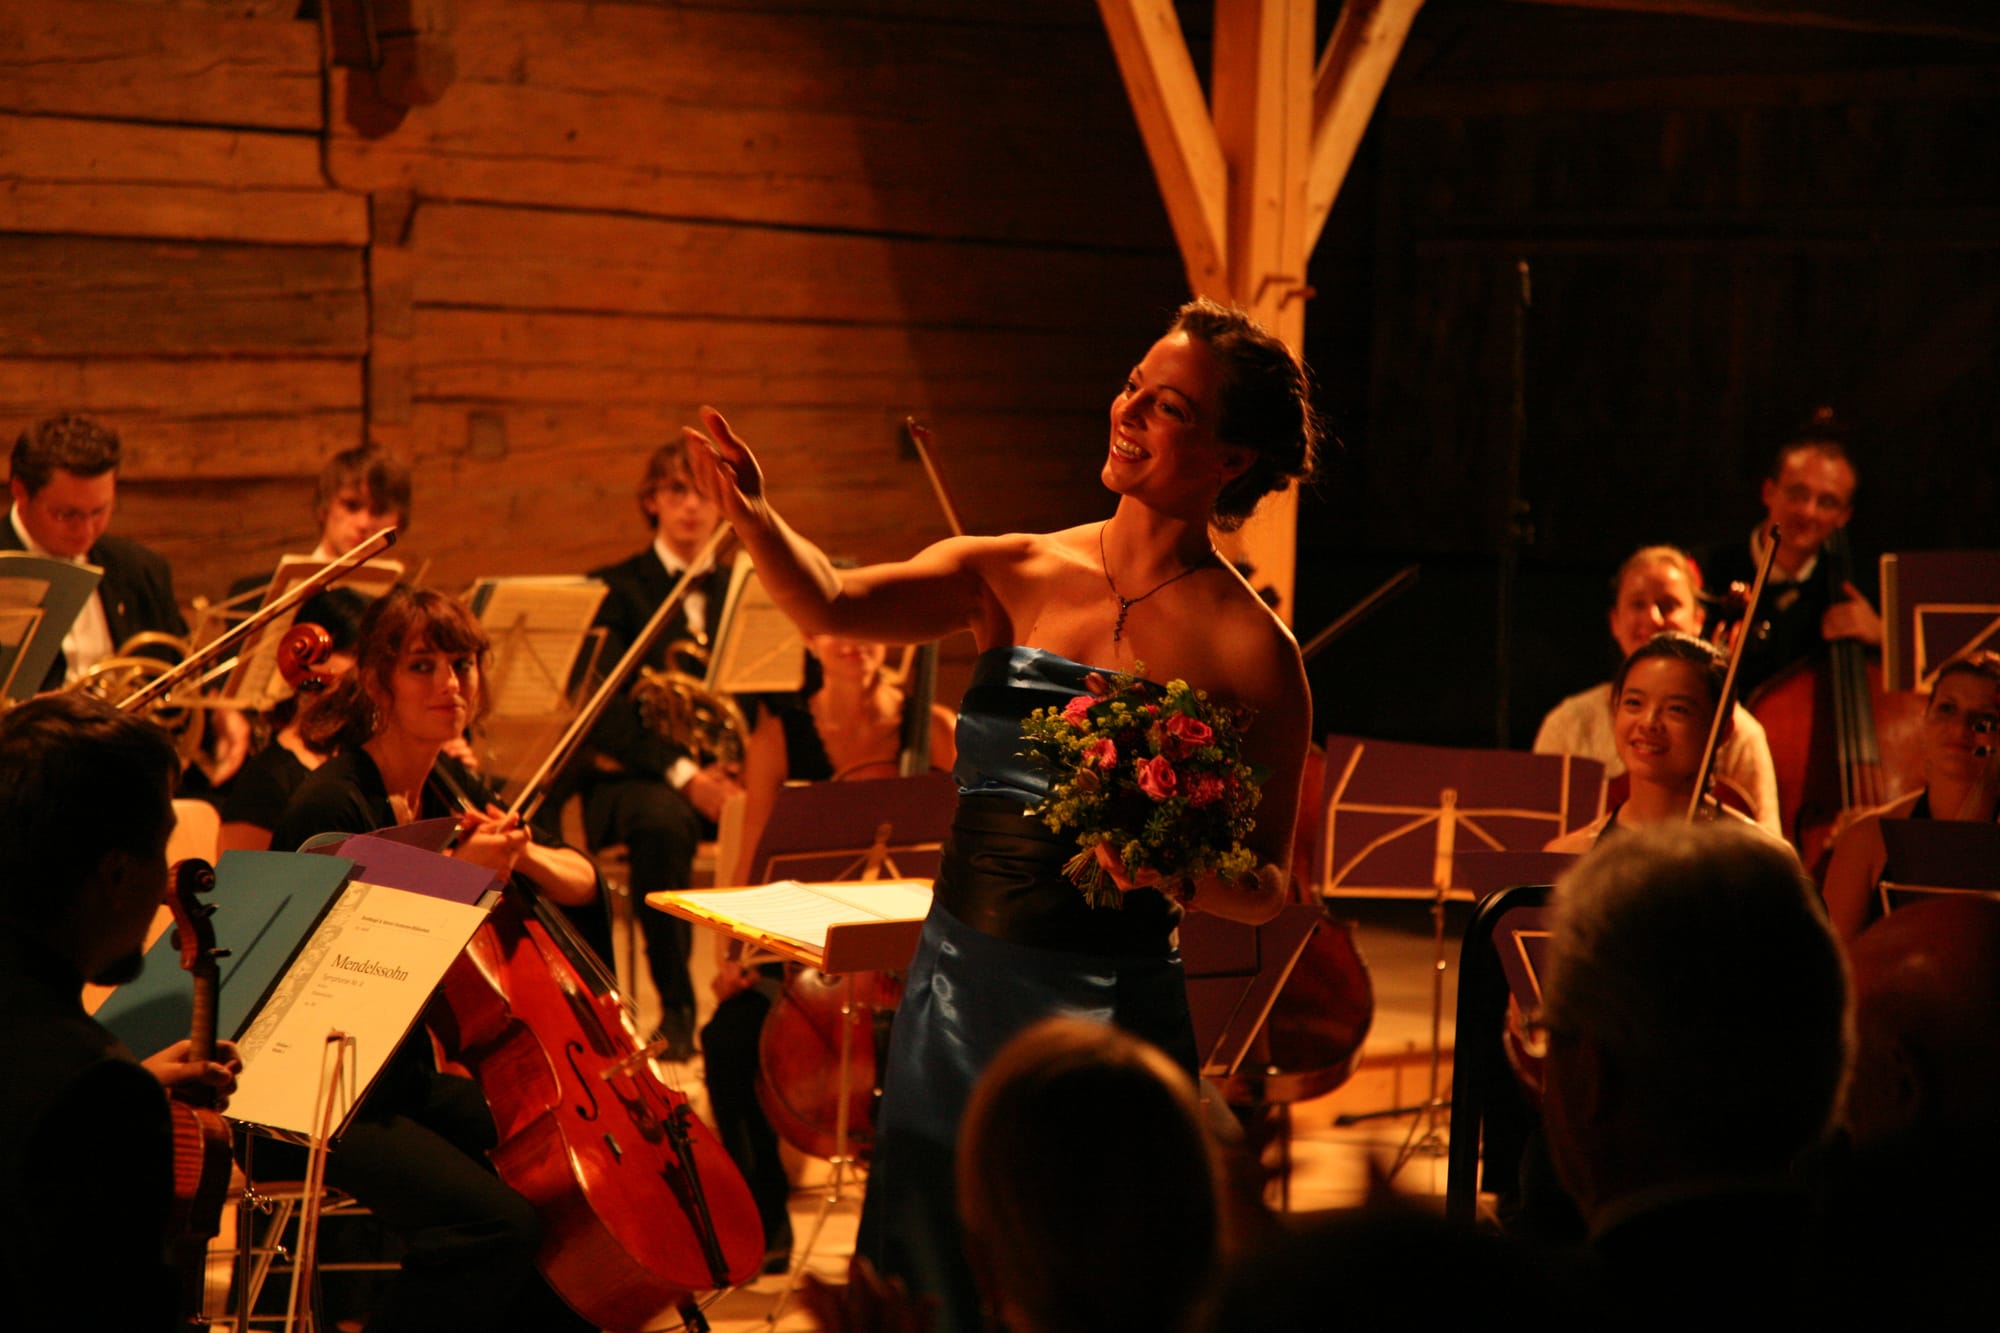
[[425, 531, 764, 1331], [1747, 528, 1926, 866]]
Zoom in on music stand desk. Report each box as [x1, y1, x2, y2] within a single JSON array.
[[646, 882, 930, 975]]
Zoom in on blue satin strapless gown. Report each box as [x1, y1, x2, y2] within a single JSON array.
[[854, 646, 1198, 1333]]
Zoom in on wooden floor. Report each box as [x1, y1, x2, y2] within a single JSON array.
[[685, 898, 1469, 1333]]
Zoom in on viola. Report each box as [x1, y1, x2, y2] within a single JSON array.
[[162, 859, 234, 1328], [274, 621, 339, 695]]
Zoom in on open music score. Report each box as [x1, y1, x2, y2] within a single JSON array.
[[706, 556, 807, 694], [647, 879, 931, 974]]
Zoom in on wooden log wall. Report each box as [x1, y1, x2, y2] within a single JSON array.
[[0, 0, 1188, 648]]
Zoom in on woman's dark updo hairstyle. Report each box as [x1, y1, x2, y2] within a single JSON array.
[[1168, 297, 1321, 532], [1613, 630, 1728, 715], [298, 586, 491, 754]]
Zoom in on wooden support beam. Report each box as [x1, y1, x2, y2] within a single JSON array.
[[1214, 0, 1314, 315], [1306, 0, 1424, 250], [1211, 0, 1317, 613], [1507, 0, 2000, 43], [1097, 0, 1231, 294]]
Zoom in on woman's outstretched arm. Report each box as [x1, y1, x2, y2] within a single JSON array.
[[686, 407, 1010, 647]]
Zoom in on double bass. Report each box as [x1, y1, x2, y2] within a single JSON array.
[[1745, 529, 1926, 865], [426, 529, 764, 1331]]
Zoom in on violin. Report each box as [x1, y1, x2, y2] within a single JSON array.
[[424, 538, 766, 1329], [162, 859, 233, 1328], [274, 622, 339, 695]]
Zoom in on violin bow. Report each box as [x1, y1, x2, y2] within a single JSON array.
[[1688, 526, 1784, 822], [1298, 565, 1421, 664], [118, 527, 400, 714]]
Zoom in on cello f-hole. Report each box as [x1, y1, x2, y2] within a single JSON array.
[[565, 1041, 602, 1122]]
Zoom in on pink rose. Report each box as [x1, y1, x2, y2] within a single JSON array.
[[1143, 703, 1161, 716], [1185, 773, 1225, 807], [1082, 737, 1118, 771], [1161, 712, 1214, 759], [1135, 754, 1179, 801], [1063, 694, 1094, 725]]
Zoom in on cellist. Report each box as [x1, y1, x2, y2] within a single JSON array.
[[270, 586, 598, 1333], [1533, 544, 1781, 836]]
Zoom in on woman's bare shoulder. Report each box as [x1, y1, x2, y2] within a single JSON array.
[[1205, 578, 1308, 700]]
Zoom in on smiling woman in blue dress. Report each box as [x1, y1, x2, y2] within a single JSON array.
[[686, 298, 1319, 1332]]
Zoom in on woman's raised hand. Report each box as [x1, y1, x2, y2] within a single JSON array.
[[685, 405, 767, 529]]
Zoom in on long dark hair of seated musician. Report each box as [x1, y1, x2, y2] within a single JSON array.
[[267, 586, 596, 1333], [289, 586, 596, 903]]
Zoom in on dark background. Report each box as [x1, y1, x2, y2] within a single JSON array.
[[1289, 0, 1998, 749]]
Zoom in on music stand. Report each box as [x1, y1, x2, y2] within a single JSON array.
[[1314, 737, 1603, 1166], [1880, 549, 2000, 691], [469, 578, 609, 792], [0, 551, 100, 699], [1876, 818, 2000, 916], [647, 774, 953, 1322]]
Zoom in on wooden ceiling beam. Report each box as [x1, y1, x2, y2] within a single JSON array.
[[1097, 0, 1231, 294], [1507, 0, 2000, 44], [1306, 0, 1425, 251], [1213, 0, 1315, 319]]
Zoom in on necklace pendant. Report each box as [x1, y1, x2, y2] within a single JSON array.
[[1113, 598, 1131, 643]]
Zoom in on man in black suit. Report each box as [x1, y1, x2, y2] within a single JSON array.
[[4, 415, 188, 692], [571, 438, 743, 1056], [0, 694, 239, 1331]]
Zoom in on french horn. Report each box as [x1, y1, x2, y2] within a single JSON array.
[[630, 637, 748, 769]]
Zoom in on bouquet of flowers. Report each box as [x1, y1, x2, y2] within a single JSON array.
[[1020, 667, 1265, 910]]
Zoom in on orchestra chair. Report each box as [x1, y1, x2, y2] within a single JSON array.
[[1444, 882, 1552, 1226], [559, 792, 730, 1009], [228, 1143, 400, 1332]]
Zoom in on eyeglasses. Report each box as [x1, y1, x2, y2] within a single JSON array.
[[33, 498, 112, 526]]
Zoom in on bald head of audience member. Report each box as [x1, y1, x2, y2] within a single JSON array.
[[1842, 896, 2000, 1151], [957, 1017, 1220, 1333], [1538, 823, 1852, 1225]]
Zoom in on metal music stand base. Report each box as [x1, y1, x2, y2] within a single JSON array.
[[1332, 880, 1453, 1179]]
